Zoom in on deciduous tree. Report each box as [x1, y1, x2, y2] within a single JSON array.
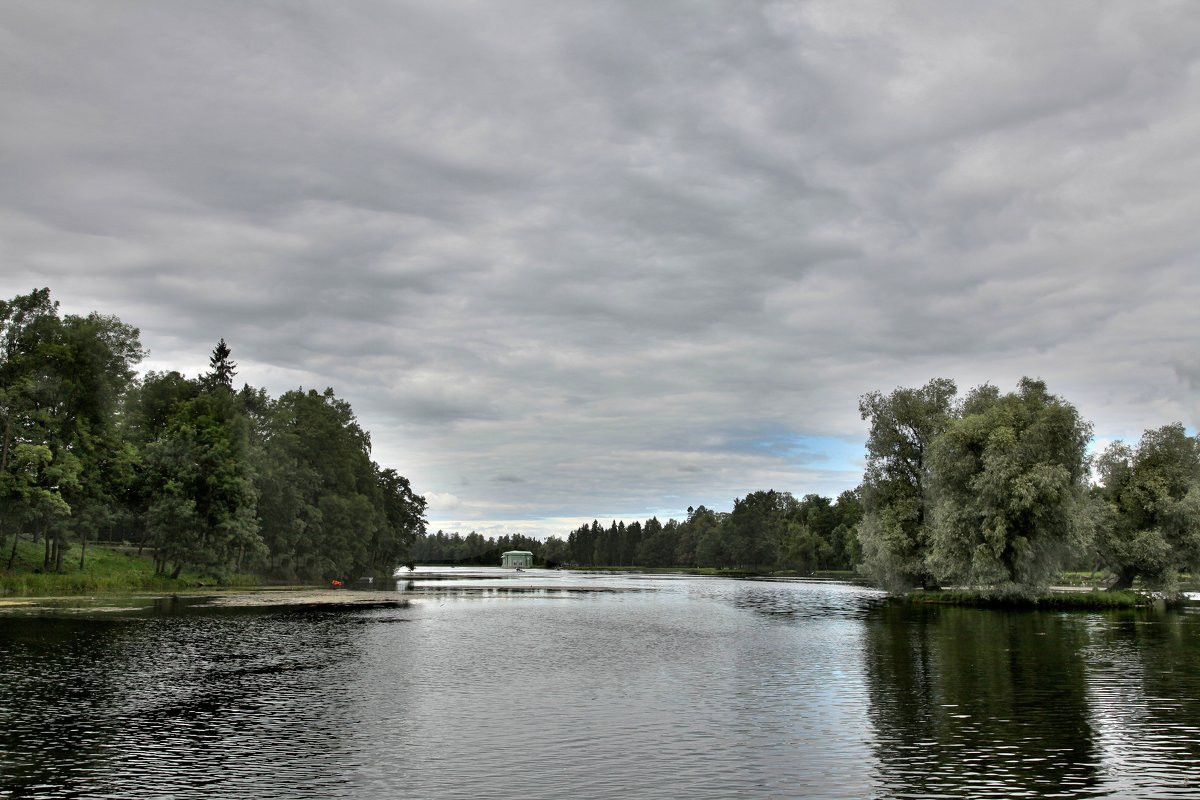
[[1094, 423, 1200, 591], [928, 378, 1092, 595], [856, 378, 957, 591]]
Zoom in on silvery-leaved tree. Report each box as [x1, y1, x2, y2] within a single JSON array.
[[1094, 423, 1200, 593], [856, 378, 957, 592], [927, 378, 1093, 597]]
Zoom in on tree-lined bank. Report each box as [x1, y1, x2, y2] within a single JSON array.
[[1, 288, 426, 591], [543, 378, 1199, 599], [5, 287, 1198, 599]]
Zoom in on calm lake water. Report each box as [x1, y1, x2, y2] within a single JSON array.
[[2, 570, 1200, 799]]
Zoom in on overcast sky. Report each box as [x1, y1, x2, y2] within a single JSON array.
[[3, 1, 1199, 539]]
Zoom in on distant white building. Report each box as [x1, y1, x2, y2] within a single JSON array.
[[501, 550, 533, 568]]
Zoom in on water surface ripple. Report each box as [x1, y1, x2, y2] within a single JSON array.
[[2, 573, 1198, 798]]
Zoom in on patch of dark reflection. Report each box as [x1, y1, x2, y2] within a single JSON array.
[[863, 603, 1109, 799], [689, 576, 888, 623], [1080, 607, 1200, 797], [0, 593, 228, 619], [0, 606, 394, 798]]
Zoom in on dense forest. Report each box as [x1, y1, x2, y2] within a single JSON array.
[[1, 288, 426, 582]]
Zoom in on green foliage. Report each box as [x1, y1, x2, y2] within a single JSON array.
[[927, 378, 1093, 596], [1, 290, 426, 591], [1094, 423, 1200, 591], [200, 338, 237, 392], [409, 529, 547, 565], [0, 540, 254, 596], [856, 378, 957, 591], [250, 387, 423, 579], [557, 493, 862, 573], [1, 289, 145, 573], [728, 490, 787, 570], [143, 388, 263, 577], [852, 377, 1096, 597]]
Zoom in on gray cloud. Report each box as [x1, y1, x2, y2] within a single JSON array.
[[3, 0, 1199, 539]]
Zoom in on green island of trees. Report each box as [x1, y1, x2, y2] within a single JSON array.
[[1, 288, 426, 594]]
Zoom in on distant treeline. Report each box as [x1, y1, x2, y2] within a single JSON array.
[[1, 288, 426, 582], [408, 530, 545, 566], [562, 491, 863, 571], [409, 491, 862, 572]]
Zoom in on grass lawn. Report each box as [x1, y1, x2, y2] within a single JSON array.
[[0, 540, 259, 597]]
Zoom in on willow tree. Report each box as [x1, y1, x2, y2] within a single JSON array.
[[856, 378, 958, 592], [1094, 423, 1200, 591], [927, 378, 1092, 596]]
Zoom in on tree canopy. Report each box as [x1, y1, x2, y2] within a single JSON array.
[[1094, 423, 1200, 591], [856, 377, 1096, 597], [856, 378, 957, 591], [927, 378, 1092, 595], [0, 288, 425, 582]]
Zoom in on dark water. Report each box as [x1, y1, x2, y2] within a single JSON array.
[[2, 573, 1199, 799]]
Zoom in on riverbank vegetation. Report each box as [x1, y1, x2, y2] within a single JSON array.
[[530, 377, 1199, 602], [902, 590, 1149, 610], [7, 288, 1197, 604], [1, 288, 426, 594], [0, 539, 256, 596], [857, 378, 1200, 599]]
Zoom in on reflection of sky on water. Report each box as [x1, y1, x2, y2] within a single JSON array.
[[3, 577, 1200, 798]]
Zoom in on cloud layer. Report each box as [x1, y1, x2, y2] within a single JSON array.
[[3, 1, 1199, 538]]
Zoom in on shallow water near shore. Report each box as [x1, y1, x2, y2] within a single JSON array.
[[2, 570, 1199, 799]]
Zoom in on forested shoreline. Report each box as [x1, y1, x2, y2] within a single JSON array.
[[412, 377, 1200, 600], [5, 287, 1198, 599], [1, 288, 426, 587], [410, 490, 862, 573], [539, 378, 1198, 598]]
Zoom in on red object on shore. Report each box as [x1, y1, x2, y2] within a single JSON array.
[[330, 579, 343, 587]]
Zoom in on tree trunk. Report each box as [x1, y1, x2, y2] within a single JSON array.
[[1108, 568, 1137, 591], [6, 529, 18, 570], [55, 538, 64, 573], [79, 536, 87, 571], [170, 562, 183, 579], [43, 530, 51, 570]]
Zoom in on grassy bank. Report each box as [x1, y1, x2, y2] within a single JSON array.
[[1, 541, 260, 597], [903, 589, 1152, 610]]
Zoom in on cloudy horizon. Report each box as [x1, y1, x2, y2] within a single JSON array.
[[3, 1, 1199, 540]]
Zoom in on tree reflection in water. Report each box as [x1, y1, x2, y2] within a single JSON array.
[[864, 602, 1200, 798]]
